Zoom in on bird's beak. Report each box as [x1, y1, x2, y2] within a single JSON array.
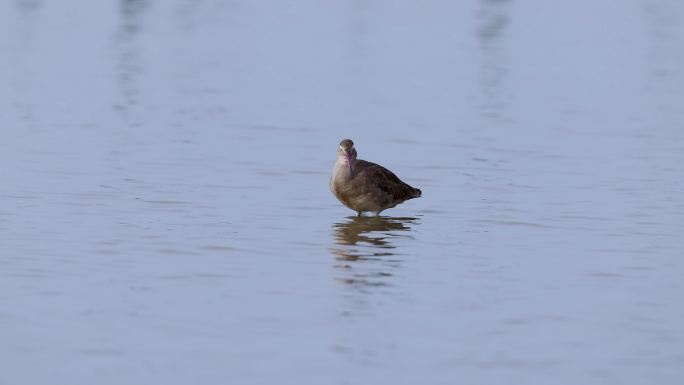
[[345, 152, 353, 173]]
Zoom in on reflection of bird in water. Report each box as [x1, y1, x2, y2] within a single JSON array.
[[331, 216, 418, 288], [333, 215, 417, 253]]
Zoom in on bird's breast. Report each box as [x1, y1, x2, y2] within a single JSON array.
[[331, 161, 353, 185]]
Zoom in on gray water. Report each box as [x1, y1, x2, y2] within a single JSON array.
[[2, 1, 684, 384]]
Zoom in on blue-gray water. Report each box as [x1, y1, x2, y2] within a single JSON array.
[[2, 1, 684, 384]]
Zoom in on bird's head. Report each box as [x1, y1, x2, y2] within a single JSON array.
[[337, 139, 357, 173]]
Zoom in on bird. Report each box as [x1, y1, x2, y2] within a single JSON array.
[[330, 139, 421, 216]]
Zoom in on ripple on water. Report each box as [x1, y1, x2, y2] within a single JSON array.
[[472, 219, 555, 228], [143, 200, 191, 205]]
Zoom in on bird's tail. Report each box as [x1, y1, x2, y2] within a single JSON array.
[[411, 188, 422, 198]]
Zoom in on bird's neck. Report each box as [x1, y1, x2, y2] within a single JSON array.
[[333, 156, 354, 181]]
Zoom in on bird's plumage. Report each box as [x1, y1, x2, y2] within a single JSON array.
[[330, 139, 421, 215]]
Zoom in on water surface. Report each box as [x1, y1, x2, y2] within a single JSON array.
[[1, 1, 684, 384]]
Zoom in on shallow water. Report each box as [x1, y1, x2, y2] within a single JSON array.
[[2, 1, 684, 384]]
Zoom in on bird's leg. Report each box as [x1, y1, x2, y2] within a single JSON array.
[[356, 211, 362, 217]]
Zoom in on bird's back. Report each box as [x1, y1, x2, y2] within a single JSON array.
[[355, 159, 421, 198]]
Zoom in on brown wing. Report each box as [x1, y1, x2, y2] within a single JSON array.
[[354, 160, 420, 203]]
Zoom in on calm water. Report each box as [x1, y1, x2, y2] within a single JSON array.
[[2, 1, 684, 384]]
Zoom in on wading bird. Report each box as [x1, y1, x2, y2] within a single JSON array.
[[330, 139, 421, 216]]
